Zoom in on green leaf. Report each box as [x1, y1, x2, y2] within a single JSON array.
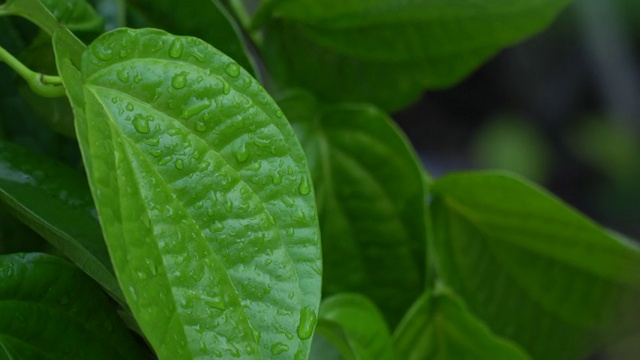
[[78, 28, 321, 359], [40, 0, 104, 32], [0, 253, 146, 359], [0, 139, 123, 303], [125, 0, 258, 79], [393, 287, 531, 360], [316, 293, 396, 360], [278, 90, 426, 326], [430, 171, 640, 359], [260, 0, 572, 111]]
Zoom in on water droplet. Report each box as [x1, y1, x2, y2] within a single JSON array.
[[171, 71, 188, 89], [133, 73, 143, 83], [233, 144, 250, 163], [182, 99, 211, 119], [125, 102, 134, 112], [275, 110, 284, 118], [158, 156, 172, 166], [298, 176, 310, 195], [270, 342, 289, 355], [150, 39, 164, 53], [224, 62, 241, 78], [222, 80, 230, 95], [145, 138, 160, 146], [174, 158, 185, 170], [271, 172, 282, 185], [117, 68, 130, 83], [91, 45, 113, 61], [133, 115, 150, 134], [206, 207, 215, 217], [195, 121, 207, 132], [110, 97, 118, 104], [169, 38, 184, 58], [296, 307, 317, 340]]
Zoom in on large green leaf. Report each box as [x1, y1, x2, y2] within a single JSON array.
[[316, 293, 396, 360], [430, 171, 640, 359], [40, 0, 103, 33], [278, 90, 426, 326], [0, 140, 123, 303], [125, 0, 258, 78], [260, 0, 572, 111], [0, 253, 146, 359], [393, 287, 531, 360], [78, 28, 321, 359]]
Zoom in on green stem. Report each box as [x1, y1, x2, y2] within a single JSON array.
[[0, 45, 66, 98]]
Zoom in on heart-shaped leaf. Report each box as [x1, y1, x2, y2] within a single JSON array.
[[393, 287, 531, 360], [78, 28, 321, 359], [0, 253, 146, 359], [278, 90, 426, 326], [430, 171, 640, 359]]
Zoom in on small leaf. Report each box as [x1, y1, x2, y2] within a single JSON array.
[[393, 287, 531, 360], [78, 28, 321, 359], [260, 0, 572, 111], [316, 293, 396, 360], [279, 90, 426, 326], [0, 139, 122, 304], [430, 171, 640, 359], [0, 253, 147, 359], [125, 0, 258, 78]]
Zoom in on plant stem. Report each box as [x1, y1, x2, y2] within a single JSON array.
[[0, 45, 66, 98], [1, 0, 63, 36]]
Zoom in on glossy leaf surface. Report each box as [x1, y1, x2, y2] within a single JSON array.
[[278, 91, 426, 326], [125, 0, 257, 78], [431, 172, 640, 359], [393, 288, 531, 360], [316, 293, 396, 360], [0, 253, 145, 359], [79, 28, 321, 359], [261, 0, 572, 111], [0, 139, 122, 303]]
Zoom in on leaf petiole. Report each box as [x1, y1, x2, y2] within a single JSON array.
[[0, 44, 66, 98]]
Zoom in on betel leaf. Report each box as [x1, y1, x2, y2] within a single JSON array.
[[260, 0, 572, 111], [0, 140, 123, 304], [430, 171, 640, 359], [315, 293, 396, 360], [278, 90, 426, 326], [393, 287, 531, 360], [78, 28, 321, 359], [125, 0, 258, 79], [0, 253, 146, 359]]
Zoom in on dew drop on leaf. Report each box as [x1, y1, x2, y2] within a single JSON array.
[[233, 144, 250, 163], [222, 80, 231, 95], [296, 307, 317, 340], [125, 102, 134, 112], [298, 175, 310, 195], [171, 71, 188, 89], [133, 114, 151, 134], [194, 121, 207, 132], [174, 158, 185, 170], [168, 38, 184, 58], [224, 62, 241, 78], [270, 342, 289, 355], [275, 110, 284, 118]]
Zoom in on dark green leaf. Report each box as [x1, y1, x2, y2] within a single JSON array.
[[0, 253, 146, 359], [316, 293, 396, 360], [278, 90, 426, 326], [430, 171, 640, 359], [125, 0, 258, 78], [260, 0, 572, 111], [0, 139, 123, 304], [393, 287, 531, 360], [40, 0, 103, 32], [78, 28, 321, 359]]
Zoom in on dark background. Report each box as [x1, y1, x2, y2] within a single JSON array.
[[395, 0, 640, 241]]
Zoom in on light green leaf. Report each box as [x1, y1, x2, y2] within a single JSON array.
[[0, 140, 123, 304], [316, 293, 396, 360], [278, 90, 426, 326], [125, 0, 258, 78], [260, 0, 572, 111], [0, 253, 147, 359], [430, 171, 640, 359], [40, 0, 103, 32], [393, 287, 531, 360], [78, 28, 321, 359]]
